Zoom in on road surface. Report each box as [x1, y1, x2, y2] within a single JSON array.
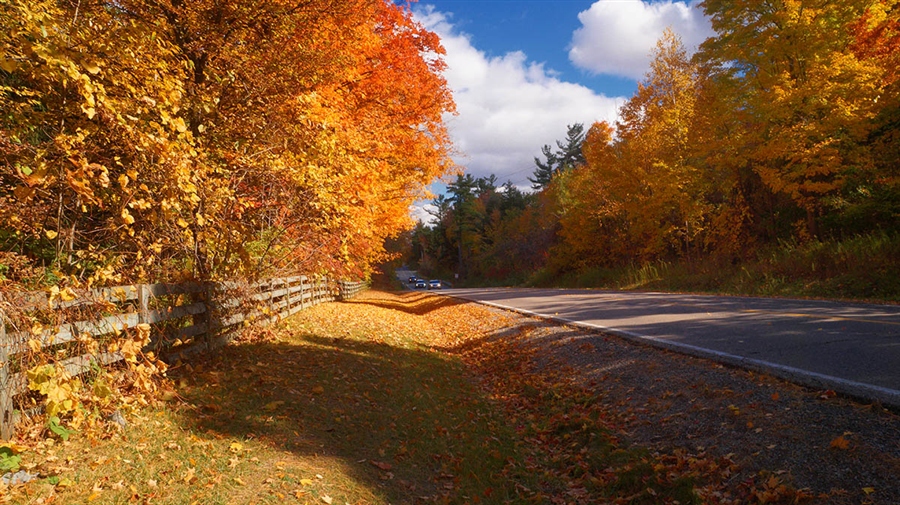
[[420, 283, 900, 408]]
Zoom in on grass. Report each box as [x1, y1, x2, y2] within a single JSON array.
[[3, 293, 525, 504], [1, 290, 739, 504]]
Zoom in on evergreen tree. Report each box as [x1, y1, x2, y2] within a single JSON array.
[[529, 123, 586, 190], [529, 144, 558, 190]]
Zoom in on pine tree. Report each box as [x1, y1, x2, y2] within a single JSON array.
[[529, 124, 586, 190]]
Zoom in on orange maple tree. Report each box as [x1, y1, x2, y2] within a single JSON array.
[[0, 0, 455, 286]]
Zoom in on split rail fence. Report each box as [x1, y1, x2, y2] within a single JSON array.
[[0, 276, 367, 440]]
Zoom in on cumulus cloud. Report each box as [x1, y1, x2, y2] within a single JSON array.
[[415, 7, 622, 190], [569, 0, 714, 80]]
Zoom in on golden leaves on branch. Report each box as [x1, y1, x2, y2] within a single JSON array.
[[3, 0, 453, 284], [544, 1, 900, 268]]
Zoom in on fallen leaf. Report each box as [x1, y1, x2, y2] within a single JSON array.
[[862, 487, 875, 495], [300, 478, 314, 486], [321, 495, 333, 504], [230, 442, 243, 453], [264, 401, 285, 411], [233, 477, 246, 485], [370, 460, 393, 471], [830, 436, 850, 450], [312, 386, 325, 395]]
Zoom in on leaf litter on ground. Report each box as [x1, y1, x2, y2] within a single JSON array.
[[2, 290, 898, 504]]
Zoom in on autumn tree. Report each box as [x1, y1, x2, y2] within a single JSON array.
[[416, 2, 900, 287], [1, 0, 200, 285], [698, 0, 886, 239], [577, 29, 703, 262], [483, 191, 555, 281], [555, 121, 624, 268], [1, 0, 455, 286], [845, 0, 900, 232]]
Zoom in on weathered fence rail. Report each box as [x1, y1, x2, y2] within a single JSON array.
[[0, 276, 366, 440]]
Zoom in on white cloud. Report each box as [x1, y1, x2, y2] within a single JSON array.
[[569, 0, 714, 80], [415, 7, 622, 191]]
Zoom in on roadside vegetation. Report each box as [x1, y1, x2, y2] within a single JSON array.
[[527, 231, 900, 303], [407, 230, 900, 302]]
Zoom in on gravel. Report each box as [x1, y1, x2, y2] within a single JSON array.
[[475, 307, 900, 505]]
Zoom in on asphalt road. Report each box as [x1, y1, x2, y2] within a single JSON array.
[[427, 285, 900, 408]]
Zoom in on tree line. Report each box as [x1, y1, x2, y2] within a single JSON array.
[[410, 0, 899, 287], [1, 0, 455, 288]]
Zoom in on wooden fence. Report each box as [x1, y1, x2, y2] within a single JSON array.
[[0, 276, 366, 440]]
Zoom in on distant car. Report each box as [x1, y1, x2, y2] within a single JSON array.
[[408, 276, 417, 283], [429, 280, 441, 289], [415, 280, 427, 289]]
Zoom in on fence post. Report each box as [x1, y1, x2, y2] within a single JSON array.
[[285, 278, 292, 315], [268, 279, 275, 319], [299, 277, 305, 310], [138, 284, 150, 325], [202, 281, 214, 351], [1, 308, 12, 441]]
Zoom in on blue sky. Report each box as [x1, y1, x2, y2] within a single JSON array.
[[419, 1, 638, 97], [408, 1, 714, 219]]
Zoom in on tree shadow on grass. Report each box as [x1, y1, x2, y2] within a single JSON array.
[[170, 331, 524, 504]]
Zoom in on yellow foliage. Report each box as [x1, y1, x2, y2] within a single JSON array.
[[27, 364, 79, 418], [2, 0, 454, 285]]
